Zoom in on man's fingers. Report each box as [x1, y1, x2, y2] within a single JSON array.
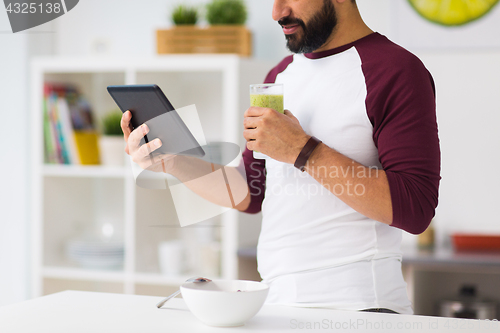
[[138, 152, 178, 173], [132, 140, 164, 165], [121, 111, 132, 140], [246, 140, 257, 151], [283, 109, 300, 125], [283, 109, 294, 118], [139, 138, 163, 157], [128, 123, 149, 149], [244, 106, 270, 118], [243, 116, 263, 129], [243, 128, 257, 142]]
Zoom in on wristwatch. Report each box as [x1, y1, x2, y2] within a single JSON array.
[[294, 136, 322, 172]]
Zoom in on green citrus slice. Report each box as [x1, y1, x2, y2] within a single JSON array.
[[408, 0, 500, 26]]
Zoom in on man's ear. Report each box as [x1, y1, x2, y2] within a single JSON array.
[[335, 0, 356, 9]]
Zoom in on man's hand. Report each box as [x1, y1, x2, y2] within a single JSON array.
[[243, 107, 310, 164], [120, 111, 251, 211], [120, 110, 175, 173]]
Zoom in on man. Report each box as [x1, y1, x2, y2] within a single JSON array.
[[122, 0, 440, 314]]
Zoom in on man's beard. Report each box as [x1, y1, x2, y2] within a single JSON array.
[[279, 0, 337, 54]]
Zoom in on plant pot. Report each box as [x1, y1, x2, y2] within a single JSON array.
[[156, 25, 252, 56], [99, 135, 126, 166]]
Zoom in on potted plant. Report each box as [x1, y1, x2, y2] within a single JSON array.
[[156, 0, 251, 56], [172, 5, 198, 25], [206, 0, 247, 25], [99, 110, 125, 166]]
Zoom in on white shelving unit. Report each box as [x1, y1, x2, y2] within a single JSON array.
[[30, 55, 270, 297]]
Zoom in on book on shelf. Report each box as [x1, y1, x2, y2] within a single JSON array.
[[43, 83, 100, 165]]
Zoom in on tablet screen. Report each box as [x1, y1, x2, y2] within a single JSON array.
[[107, 84, 205, 158]]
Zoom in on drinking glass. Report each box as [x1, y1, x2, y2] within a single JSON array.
[[249, 84, 284, 113], [249, 84, 284, 156]]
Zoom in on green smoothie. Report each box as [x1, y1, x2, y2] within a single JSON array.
[[250, 94, 284, 113], [249, 94, 283, 154]]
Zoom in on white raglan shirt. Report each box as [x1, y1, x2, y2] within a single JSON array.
[[241, 33, 440, 314]]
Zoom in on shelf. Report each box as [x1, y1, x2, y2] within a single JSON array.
[[43, 266, 126, 283], [401, 246, 500, 272], [42, 164, 128, 178], [32, 55, 242, 73], [134, 273, 223, 286], [134, 273, 198, 286], [32, 56, 269, 298], [42, 268, 219, 286]]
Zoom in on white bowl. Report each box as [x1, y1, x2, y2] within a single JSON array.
[[180, 279, 269, 327]]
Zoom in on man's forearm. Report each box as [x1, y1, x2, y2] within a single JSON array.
[[168, 156, 251, 212], [304, 143, 393, 225]]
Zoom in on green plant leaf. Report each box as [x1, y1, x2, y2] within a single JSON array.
[[102, 111, 123, 136], [206, 0, 247, 25], [172, 5, 198, 25]]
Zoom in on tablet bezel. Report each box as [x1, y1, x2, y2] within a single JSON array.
[[107, 84, 205, 158]]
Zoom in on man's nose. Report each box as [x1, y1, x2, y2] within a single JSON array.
[[272, 0, 292, 21]]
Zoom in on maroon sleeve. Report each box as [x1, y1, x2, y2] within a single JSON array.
[[358, 35, 441, 234], [240, 55, 295, 214], [240, 148, 266, 214]]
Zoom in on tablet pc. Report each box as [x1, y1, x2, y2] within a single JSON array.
[[107, 84, 205, 158]]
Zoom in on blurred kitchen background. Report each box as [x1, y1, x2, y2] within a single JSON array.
[[1, 0, 500, 320]]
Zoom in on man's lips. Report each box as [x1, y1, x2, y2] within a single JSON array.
[[282, 24, 300, 35]]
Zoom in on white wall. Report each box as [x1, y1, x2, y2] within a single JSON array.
[[51, 0, 401, 62], [420, 51, 500, 236], [51, 0, 500, 245], [392, 0, 500, 51], [0, 10, 29, 306], [388, 1, 500, 245], [0, 9, 54, 306], [3, 0, 500, 306], [53, 0, 289, 62]]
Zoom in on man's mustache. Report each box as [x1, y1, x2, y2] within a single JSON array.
[[278, 16, 306, 29]]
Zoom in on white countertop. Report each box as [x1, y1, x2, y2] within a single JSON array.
[[1, 290, 498, 333]]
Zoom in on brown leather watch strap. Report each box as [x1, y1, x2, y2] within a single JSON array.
[[294, 136, 322, 172]]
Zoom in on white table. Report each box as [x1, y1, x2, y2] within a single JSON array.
[[1, 291, 498, 333]]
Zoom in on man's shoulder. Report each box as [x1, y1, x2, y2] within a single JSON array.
[[264, 55, 295, 84], [356, 33, 427, 74]]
